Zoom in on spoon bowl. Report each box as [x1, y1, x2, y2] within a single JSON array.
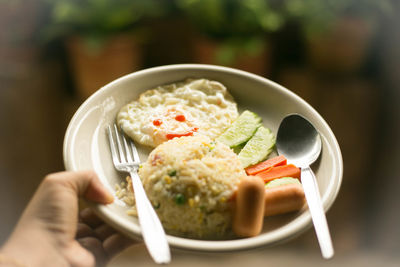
[[277, 114, 334, 259], [277, 114, 322, 167]]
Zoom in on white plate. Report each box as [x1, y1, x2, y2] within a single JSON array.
[[63, 64, 343, 252]]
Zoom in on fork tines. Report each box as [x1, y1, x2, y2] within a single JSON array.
[[107, 124, 140, 166]]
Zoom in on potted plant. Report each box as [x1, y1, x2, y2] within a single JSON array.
[[43, 0, 167, 99], [284, 0, 393, 74], [175, 0, 286, 76]]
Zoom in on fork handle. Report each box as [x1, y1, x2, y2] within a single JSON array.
[[130, 171, 171, 264]]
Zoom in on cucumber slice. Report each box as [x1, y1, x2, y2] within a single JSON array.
[[232, 143, 245, 154], [265, 177, 301, 188], [238, 126, 275, 168], [216, 110, 262, 148]]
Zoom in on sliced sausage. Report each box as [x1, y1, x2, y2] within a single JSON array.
[[233, 175, 265, 237], [264, 183, 305, 216]]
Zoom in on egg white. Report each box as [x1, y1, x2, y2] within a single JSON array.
[[117, 79, 239, 147]]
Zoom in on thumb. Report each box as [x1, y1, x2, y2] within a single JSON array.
[[54, 170, 114, 204]]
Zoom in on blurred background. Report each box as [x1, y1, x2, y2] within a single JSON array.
[[1, 0, 399, 266]]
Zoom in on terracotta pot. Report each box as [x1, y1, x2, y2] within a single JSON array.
[[305, 16, 375, 74], [0, 0, 42, 79], [191, 35, 271, 76], [66, 34, 142, 99]]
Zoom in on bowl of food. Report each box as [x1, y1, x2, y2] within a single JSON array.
[[63, 64, 343, 252]]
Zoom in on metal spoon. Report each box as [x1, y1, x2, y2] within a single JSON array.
[[276, 114, 334, 259]]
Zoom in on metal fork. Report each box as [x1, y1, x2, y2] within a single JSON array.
[[107, 124, 171, 264]]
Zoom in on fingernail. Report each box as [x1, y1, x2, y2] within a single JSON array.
[[105, 192, 114, 204]]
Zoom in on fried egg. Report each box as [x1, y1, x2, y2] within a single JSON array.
[[117, 79, 239, 147]]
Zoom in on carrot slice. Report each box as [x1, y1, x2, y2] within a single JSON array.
[[256, 164, 301, 183], [245, 155, 287, 175]]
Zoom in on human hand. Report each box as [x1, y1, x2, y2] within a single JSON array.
[[0, 171, 134, 267]]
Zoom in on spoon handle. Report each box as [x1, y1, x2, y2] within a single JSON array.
[[301, 166, 334, 259]]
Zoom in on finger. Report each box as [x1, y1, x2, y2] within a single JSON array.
[[48, 171, 114, 204], [77, 237, 108, 267], [76, 223, 95, 239], [94, 224, 116, 241], [103, 234, 135, 259], [64, 240, 96, 267], [79, 208, 103, 228]]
